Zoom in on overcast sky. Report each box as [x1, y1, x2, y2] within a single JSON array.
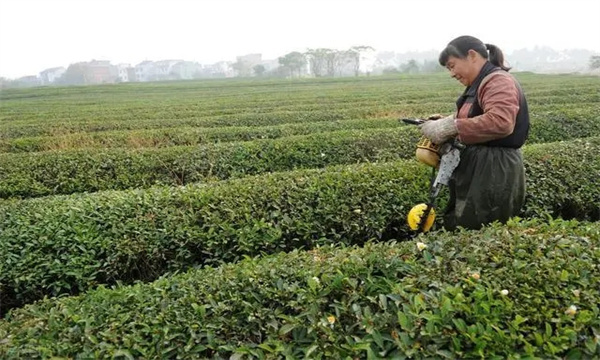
[[1, 0, 599, 78]]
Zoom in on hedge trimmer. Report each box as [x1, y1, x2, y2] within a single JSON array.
[[400, 118, 464, 233]]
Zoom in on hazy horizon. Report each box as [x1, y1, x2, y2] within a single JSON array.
[[1, 0, 599, 79]]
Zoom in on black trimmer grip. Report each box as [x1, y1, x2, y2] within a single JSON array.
[[400, 118, 425, 125]]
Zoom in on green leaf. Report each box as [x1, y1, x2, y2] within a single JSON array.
[[413, 294, 426, 311], [423, 250, 433, 262], [585, 338, 598, 353], [511, 315, 528, 329], [398, 312, 411, 331], [441, 296, 454, 316], [379, 294, 388, 310], [545, 322, 553, 338], [534, 332, 544, 346], [279, 323, 296, 335], [435, 350, 455, 358], [452, 318, 467, 333], [560, 269, 569, 281], [371, 330, 384, 350], [112, 350, 135, 360], [229, 353, 245, 360], [258, 343, 275, 352], [565, 349, 583, 360], [305, 345, 319, 357]]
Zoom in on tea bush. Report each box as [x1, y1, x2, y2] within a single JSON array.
[[1, 218, 598, 359], [1, 137, 599, 315]]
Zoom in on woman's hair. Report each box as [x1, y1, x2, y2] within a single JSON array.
[[438, 35, 511, 71]]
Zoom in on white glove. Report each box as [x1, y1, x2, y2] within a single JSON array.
[[419, 115, 458, 144]]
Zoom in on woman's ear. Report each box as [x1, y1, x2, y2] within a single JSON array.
[[467, 49, 479, 62]]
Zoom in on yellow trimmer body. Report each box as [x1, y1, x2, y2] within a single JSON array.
[[407, 203, 436, 232]]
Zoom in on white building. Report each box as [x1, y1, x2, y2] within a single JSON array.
[[154, 60, 183, 79], [115, 63, 132, 82], [171, 61, 203, 79], [135, 61, 156, 82], [205, 61, 234, 78], [39, 67, 66, 85]]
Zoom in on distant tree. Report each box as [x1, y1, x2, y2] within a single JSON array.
[[253, 64, 266, 77], [421, 59, 445, 73], [590, 55, 600, 70], [324, 49, 338, 77], [305, 48, 332, 77], [231, 61, 245, 77], [0, 77, 20, 89], [400, 59, 420, 74], [306, 48, 348, 77], [278, 51, 306, 77], [232, 58, 254, 77], [348, 45, 375, 76], [334, 50, 358, 77], [57, 63, 88, 85]]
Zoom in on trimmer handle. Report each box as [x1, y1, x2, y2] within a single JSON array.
[[451, 139, 466, 150], [400, 118, 425, 126]]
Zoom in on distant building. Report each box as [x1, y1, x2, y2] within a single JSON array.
[[200, 61, 234, 78], [115, 63, 132, 82], [234, 53, 262, 77], [39, 67, 66, 85], [135, 61, 156, 82], [127, 67, 137, 82], [171, 61, 203, 79], [87, 60, 115, 84], [153, 60, 183, 80]]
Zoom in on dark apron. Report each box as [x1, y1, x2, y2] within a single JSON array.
[[443, 145, 526, 230]]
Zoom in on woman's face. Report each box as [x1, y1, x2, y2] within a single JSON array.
[[445, 52, 479, 86]]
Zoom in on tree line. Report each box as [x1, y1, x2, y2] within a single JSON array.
[[276, 46, 375, 78]]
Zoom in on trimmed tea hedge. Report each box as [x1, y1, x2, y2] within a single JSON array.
[[523, 137, 600, 220], [0, 159, 429, 314], [0, 127, 421, 199], [0, 109, 367, 139], [2, 72, 598, 139], [3, 112, 600, 200], [0, 118, 403, 153], [1, 106, 598, 153], [527, 106, 600, 144], [1, 137, 599, 315], [1, 218, 599, 358]]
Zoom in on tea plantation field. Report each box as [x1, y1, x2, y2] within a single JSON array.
[[1, 73, 599, 358]]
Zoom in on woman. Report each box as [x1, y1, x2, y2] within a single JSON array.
[[420, 35, 530, 230]]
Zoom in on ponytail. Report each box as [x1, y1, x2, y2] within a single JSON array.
[[485, 43, 511, 71]]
